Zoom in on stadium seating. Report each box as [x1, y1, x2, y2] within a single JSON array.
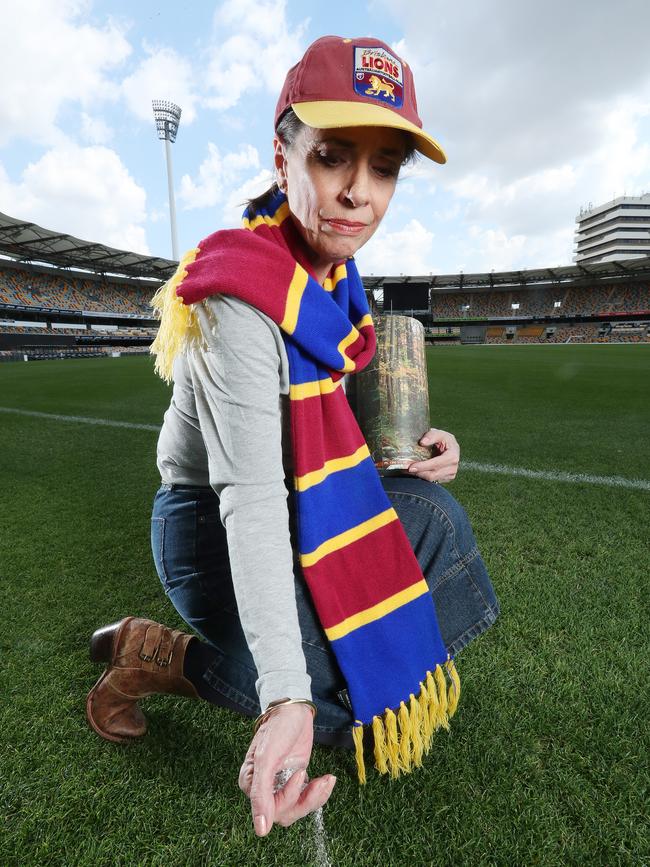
[[2, 263, 649, 352], [516, 326, 545, 337], [0, 267, 155, 315], [429, 282, 650, 319]]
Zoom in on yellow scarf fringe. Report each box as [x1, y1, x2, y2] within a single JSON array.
[[353, 659, 460, 783], [149, 247, 202, 383]]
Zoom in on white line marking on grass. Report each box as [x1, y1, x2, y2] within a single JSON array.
[[0, 406, 159, 431], [463, 460, 650, 491], [3, 406, 648, 492]]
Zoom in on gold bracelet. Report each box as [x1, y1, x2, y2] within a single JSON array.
[[253, 698, 317, 734]]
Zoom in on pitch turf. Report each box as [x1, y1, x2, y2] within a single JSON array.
[[1, 345, 648, 866]]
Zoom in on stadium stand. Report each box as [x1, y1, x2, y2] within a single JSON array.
[[429, 282, 650, 320], [0, 267, 153, 314], [1, 211, 649, 355]]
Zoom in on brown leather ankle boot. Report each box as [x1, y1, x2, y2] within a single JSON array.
[[86, 616, 200, 743]]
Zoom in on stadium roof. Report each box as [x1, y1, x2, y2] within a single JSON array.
[[0, 212, 177, 280], [367, 254, 650, 291]]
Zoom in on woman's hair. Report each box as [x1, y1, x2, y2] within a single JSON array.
[[245, 110, 304, 217], [245, 108, 419, 218]]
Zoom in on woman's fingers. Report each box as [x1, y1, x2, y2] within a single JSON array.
[[238, 755, 255, 795], [248, 766, 276, 836], [245, 763, 336, 834], [419, 427, 456, 448], [271, 767, 308, 826], [409, 428, 460, 482], [274, 775, 337, 828], [240, 703, 317, 836], [247, 739, 284, 837], [409, 452, 459, 482]]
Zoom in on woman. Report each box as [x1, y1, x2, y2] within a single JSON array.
[[86, 35, 499, 836]]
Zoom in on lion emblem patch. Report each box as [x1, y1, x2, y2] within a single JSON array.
[[365, 74, 396, 102], [353, 45, 404, 108]]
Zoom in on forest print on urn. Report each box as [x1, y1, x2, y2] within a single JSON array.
[[349, 315, 431, 474]]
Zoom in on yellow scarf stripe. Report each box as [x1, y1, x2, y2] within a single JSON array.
[[241, 200, 290, 230], [294, 444, 371, 492], [300, 507, 398, 568], [149, 247, 201, 383], [280, 263, 309, 335], [355, 313, 373, 330], [324, 579, 429, 641], [289, 377, 341, 400], [323, 263, 348, 293], [337, 325, 361, 373]]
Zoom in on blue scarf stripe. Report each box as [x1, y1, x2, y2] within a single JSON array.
[[285, 276, 364, 373], [332, 592, 448, 724], [283, 338, 331, 387], [331, 277, 350, 311], [296, 457, 391, 554]]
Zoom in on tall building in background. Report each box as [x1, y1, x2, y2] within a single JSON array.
[[574, 193, 650, 264]]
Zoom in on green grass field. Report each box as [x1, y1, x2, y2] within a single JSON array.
[[1, 345, 649, 867]]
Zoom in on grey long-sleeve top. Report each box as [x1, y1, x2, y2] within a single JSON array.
[[156, 294, 312, 711]]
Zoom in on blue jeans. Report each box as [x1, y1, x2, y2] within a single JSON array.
[[151, 477, 499, 740]]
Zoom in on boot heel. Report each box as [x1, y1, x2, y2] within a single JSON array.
[[89, 618, 131, 663]]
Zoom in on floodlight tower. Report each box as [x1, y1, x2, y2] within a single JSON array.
[[152, 100, 182, 261]]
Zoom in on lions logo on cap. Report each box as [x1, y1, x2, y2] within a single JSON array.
[[353, 45, 404, 108]]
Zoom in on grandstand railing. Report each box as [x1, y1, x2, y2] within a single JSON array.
[[0, 302, 154, 321]]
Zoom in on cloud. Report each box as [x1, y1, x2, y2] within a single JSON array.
[[221, 168, 275, 225], [454, 224, 575, 273], [459, 226, 527, 273], [0, 0, 130, 146], [356, 218, 436, 276], [0, 144, 148, 253], [80, 113, 113, 144], [178, 142, 261, 210], [383, 0, 650, 182], [371, 0, 650, 269], [121, 43, 198, 125], [446, 98, 650, 265], [204, 0, 309, 111], [148, 206, 169, 224]]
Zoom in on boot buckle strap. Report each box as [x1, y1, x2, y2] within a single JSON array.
[[139, 624, 163, 662], [155, 628, 175, 666]]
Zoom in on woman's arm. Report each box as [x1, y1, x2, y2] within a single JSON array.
[[189, 294, 310, 710], [188, 295, 336, 834]]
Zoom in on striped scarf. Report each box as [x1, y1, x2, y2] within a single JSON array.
[[150, 190, 459, 782]]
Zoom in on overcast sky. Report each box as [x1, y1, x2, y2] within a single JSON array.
[[1, 0, 649, 275]]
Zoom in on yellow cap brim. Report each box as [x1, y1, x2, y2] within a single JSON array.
[[292, 100, 447, 165]]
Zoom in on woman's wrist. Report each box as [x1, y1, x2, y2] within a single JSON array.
[[254, 697, 317, 733]]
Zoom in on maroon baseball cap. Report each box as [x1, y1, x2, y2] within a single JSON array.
[[274, 35, 446, 164]]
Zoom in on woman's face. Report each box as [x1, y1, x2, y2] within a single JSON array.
[[274, 124, 407, 282]]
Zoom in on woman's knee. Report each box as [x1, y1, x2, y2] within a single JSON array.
[[382, 475, 478, 561], [383, 475, 470, 527]]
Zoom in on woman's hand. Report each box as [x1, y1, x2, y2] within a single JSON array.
[[407, 428, 460, 483], [238, 703, 337, 837]]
